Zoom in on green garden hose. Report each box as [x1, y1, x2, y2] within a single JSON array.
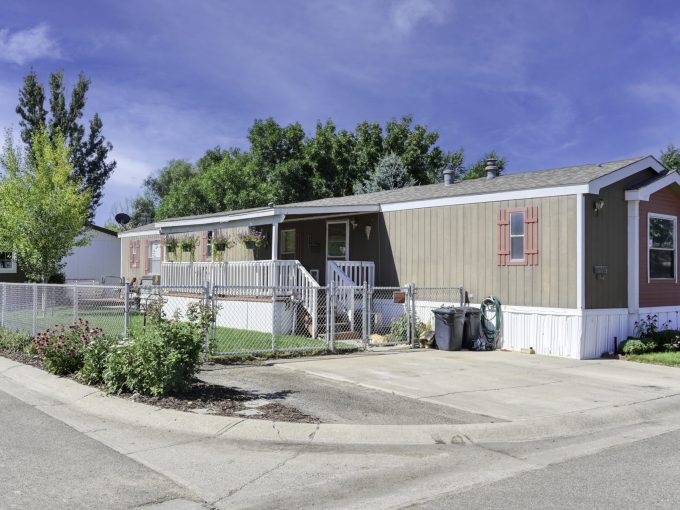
[[480, 296, 502, 349]]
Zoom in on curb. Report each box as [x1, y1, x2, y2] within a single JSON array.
[[2, 355, 680, 446]]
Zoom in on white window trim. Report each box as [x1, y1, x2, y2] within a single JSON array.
[[509, 211, 526, 261], [0, 252, 17, 274], [280, 229, 296, 256], [648, 212, 677, 283], [326, 220, 349, 261]]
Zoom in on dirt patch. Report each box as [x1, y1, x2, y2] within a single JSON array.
[[127, 381, 319, 423], [0, 348, 43, 369]]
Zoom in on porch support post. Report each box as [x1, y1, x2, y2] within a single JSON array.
[[627, 200, 640, 315], [271, 220, 280, 289]]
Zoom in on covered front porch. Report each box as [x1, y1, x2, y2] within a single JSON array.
[[157, 204, 391, 290]]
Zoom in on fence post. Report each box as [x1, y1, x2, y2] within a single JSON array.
[[328, 281, 336, 352], [271, 283, 277, 354], [362, 281, 369, 346], [204, 281, 211, 360], [0, 283, 5, 328], [123, 283, 130, 338], [408, 284, 417, 348], [73, 284, 79, 323], [32, 284, 37, 336]]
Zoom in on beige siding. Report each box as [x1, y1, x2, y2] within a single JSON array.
[[379, 196, 578, 308], [584, 168, 657, 309]]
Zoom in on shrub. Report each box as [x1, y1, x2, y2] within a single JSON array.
[[103, 311, 205, 396], [79, 334, 120, 385], [619, 338, 652, 356], [33, 320, 104, 375], [0, 327, 34, 354], [390, 315, 427, 342], [647, 329, 680, 351]]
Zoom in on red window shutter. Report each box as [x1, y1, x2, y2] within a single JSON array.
[[202, 231, 209, 260], [497, 209, 510, 265], [525, 206, 539, 265], [129, 240, 134, 268], [144, 240, 150, 273]]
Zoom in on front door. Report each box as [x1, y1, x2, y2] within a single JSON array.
[[326, 220, 349, 284]]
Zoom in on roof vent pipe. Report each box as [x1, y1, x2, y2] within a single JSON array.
[[443, 168, 455, 186], [485, 158, 499, 179]]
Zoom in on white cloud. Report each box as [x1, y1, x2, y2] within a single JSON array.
[[390, 0, 448, 35], [629, 81, 680, 111], [0, 23, 61, 65]]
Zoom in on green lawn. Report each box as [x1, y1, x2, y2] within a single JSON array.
[[2, 305, 355, 354], [626, 351, 680, 367]]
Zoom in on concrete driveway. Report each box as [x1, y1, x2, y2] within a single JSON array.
[[273, 350, 680, 421]]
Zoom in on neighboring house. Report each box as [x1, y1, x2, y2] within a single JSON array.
[[1, 225, 121, 283], [118, 155, 680, 359], [62, 225, 121, 283]]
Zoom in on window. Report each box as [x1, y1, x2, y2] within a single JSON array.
[[206, 231, 214, 259], [280, 229, 296, 259], [510, 211, 525, 261], [497, 207, 539, 266], [0, 252, 16, 273], [327, 221, 348, 260], [148, 241, 161, 275], [649, 214, 676, 280]]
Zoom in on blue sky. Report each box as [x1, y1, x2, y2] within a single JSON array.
[[1, 0, 679, 224]]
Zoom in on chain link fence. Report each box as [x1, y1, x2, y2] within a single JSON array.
[[0, 281, 465, 356]]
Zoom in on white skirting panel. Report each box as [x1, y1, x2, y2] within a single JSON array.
[[581, 309, 628, 359], [499, 306, 583, 359]]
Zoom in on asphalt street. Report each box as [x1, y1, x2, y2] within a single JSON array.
[[411, 428, 680, 509], [0, 389, 201, 510]]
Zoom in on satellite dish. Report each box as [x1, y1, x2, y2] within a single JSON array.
[[115, 212, 131, 226]]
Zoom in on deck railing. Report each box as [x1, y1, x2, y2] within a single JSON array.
[[334, 261, 375, 287], [161, 260, 321, 336]]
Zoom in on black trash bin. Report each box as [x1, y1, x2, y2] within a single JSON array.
[[433, 307, 465, 350], [462, 307, 483, 349]]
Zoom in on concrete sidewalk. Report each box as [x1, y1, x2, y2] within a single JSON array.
[[272, 350, 680, 421]]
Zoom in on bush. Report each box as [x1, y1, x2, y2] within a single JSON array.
[[79, 334, 120, 385], [619, 338, 652, 356], [647, 329, 680, 351], [390, 314, 427, 342], [33, 320, 104, 375], [103, 313, 205, 396], [0, 327, 34, 354]]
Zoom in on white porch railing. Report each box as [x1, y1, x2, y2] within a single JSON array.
[[334, 261, 375, 287], [327, 261, 361, 333], [161, 260, 321, 336]]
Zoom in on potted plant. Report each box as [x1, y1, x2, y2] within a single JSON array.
[[165, 236, 180, 262], [180, 236, 199, 262], [212, 234, 234, 261], [238, 228, 267, 249]]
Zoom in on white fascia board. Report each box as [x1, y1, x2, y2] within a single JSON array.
[[158, 214, 286, 234], [379, 184, 588, 212], [118, 229, 160, 238], [281, 205, 380, 215], [588, 156, 665, 195], [625, 172, 680, 201], [155, 208, 275, 229]]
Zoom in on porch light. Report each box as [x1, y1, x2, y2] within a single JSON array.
[[593, 197, 605, 215], [365, 225, 372, 240]]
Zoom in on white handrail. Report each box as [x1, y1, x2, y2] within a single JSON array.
[[334, 261, 375, 287]]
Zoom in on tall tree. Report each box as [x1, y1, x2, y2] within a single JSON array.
[[16, 70, 116, 217], [660, 144, 680, 173], [354, 153, 415, 194], [0, 129, 90, 282]]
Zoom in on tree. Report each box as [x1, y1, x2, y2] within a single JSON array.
[[354, 153, 415, 194], [462, 150, 507, 180], [0, 128, 90, 282], [16, 70, 116, 217], [660, 144, 680, 173]]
